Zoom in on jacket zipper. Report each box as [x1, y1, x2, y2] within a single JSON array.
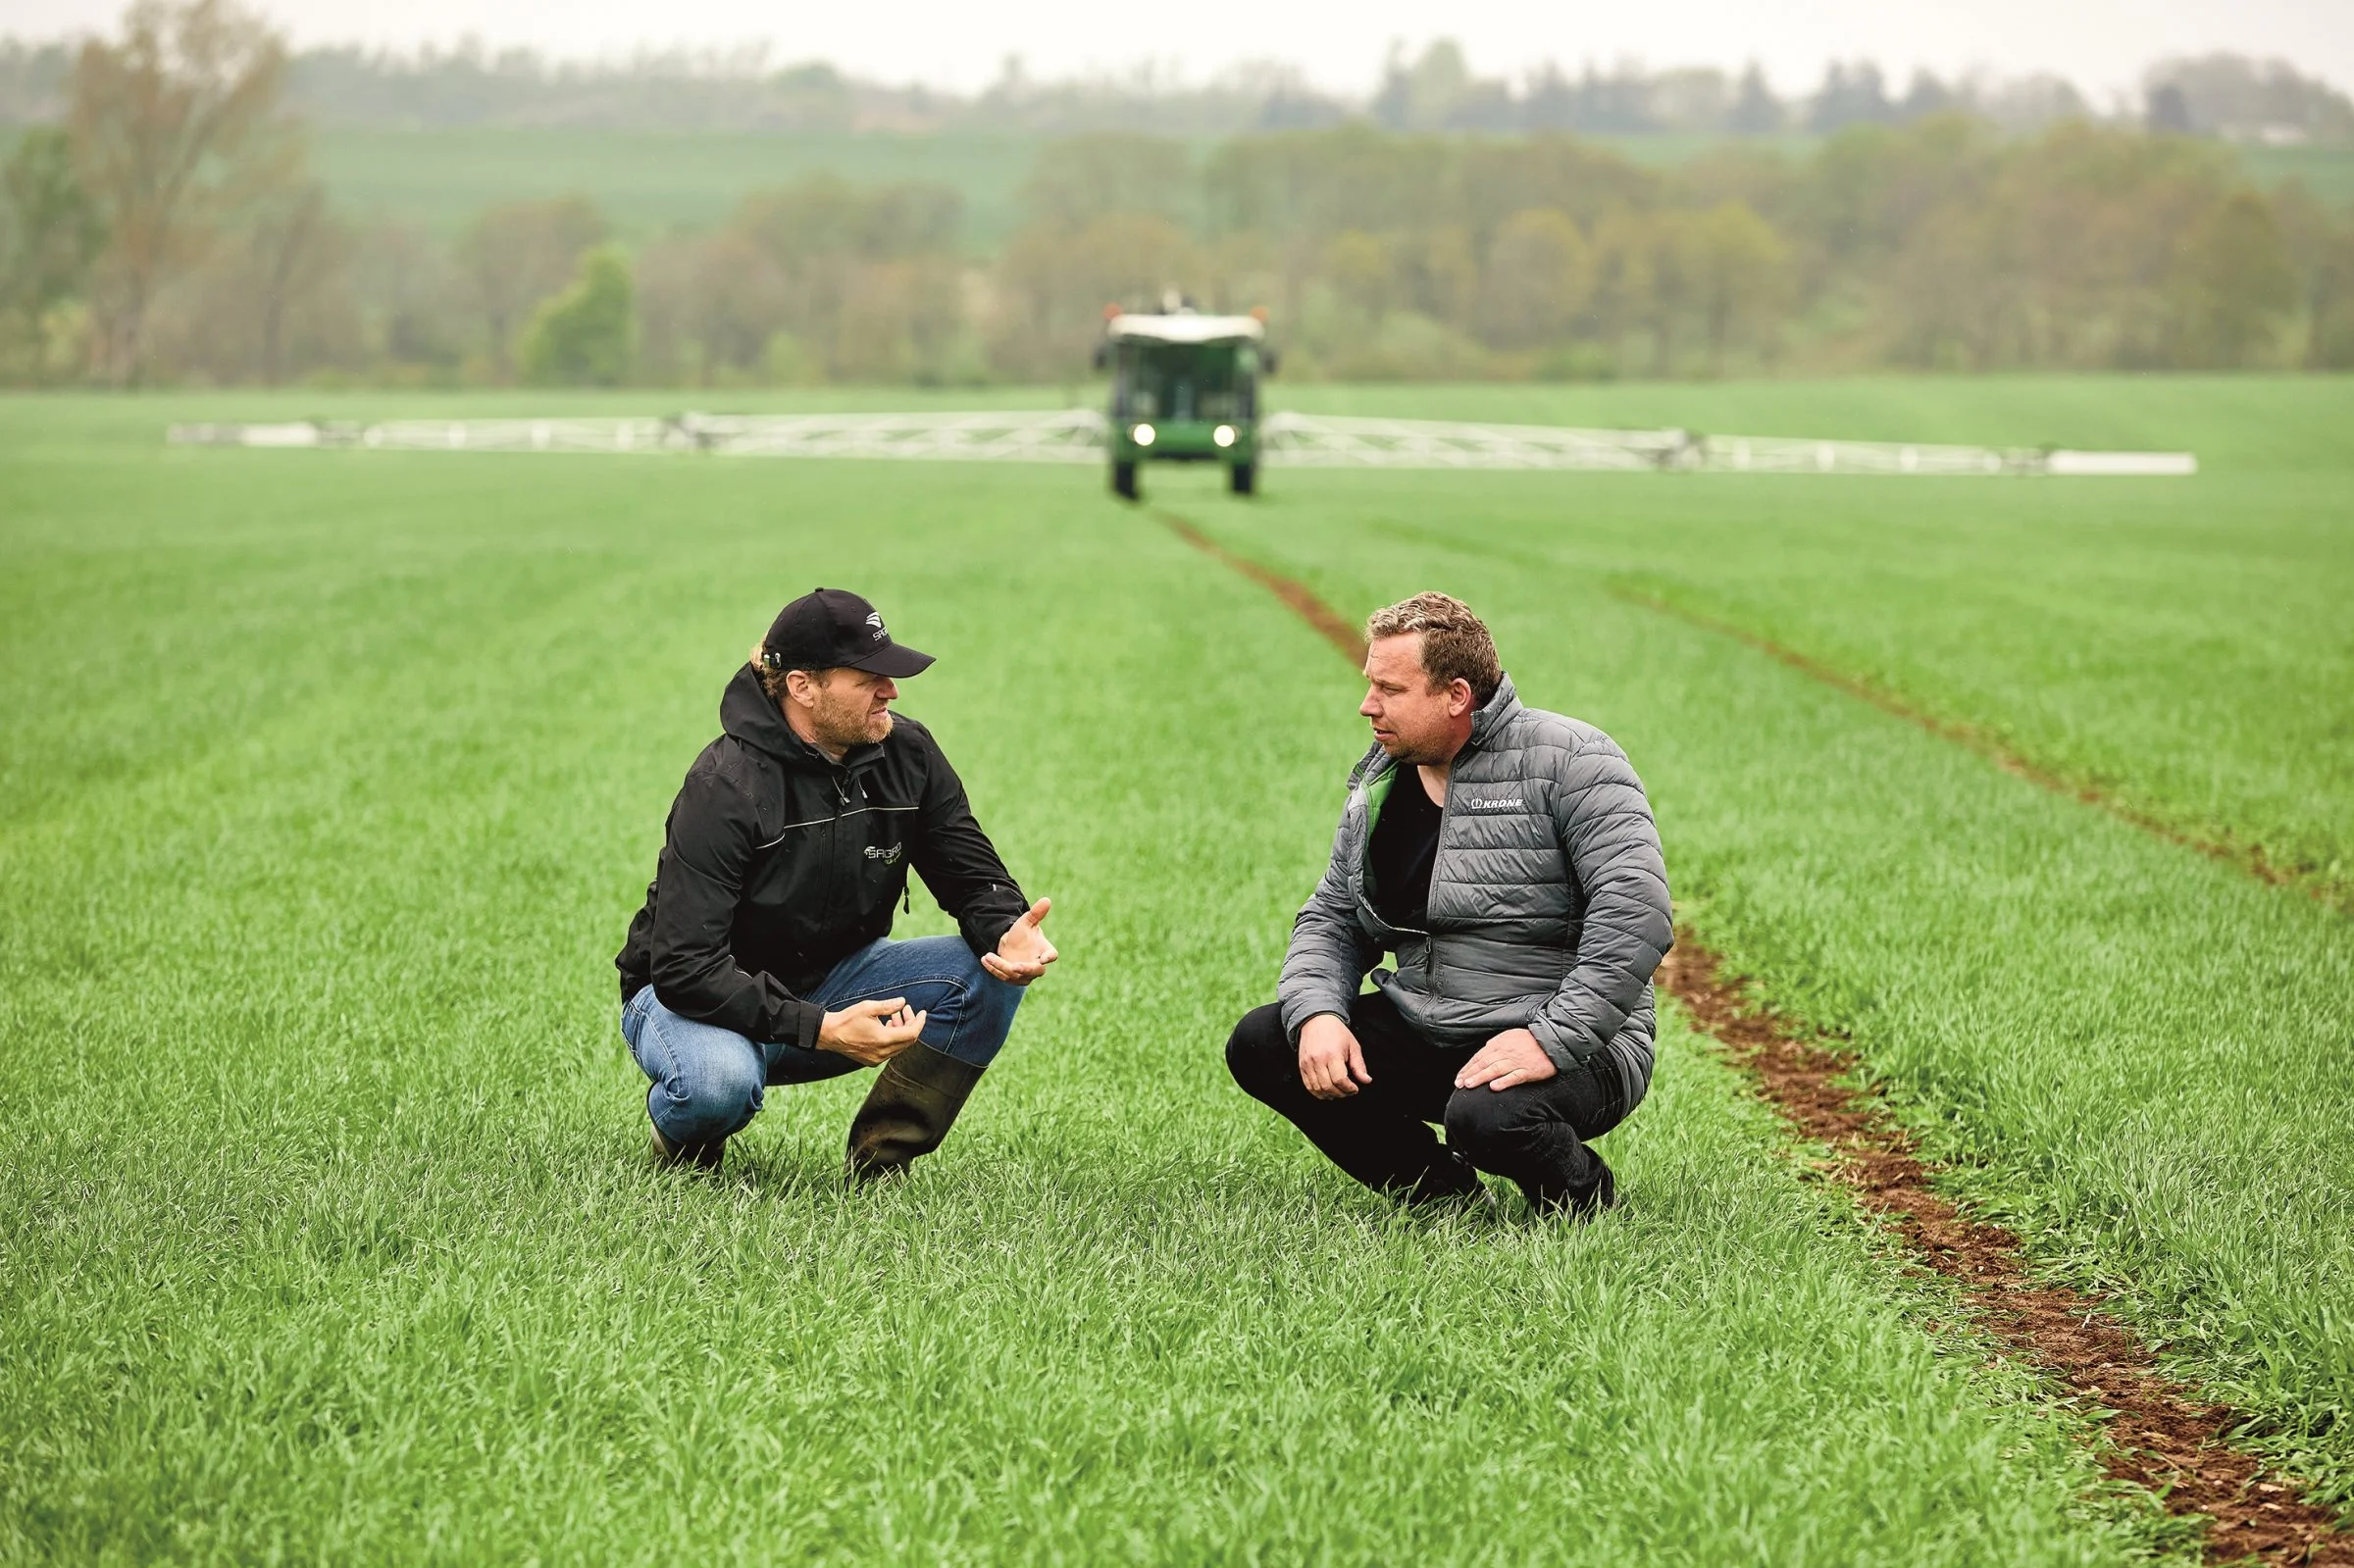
[[1359, 761, 1437, 956], [821, 771, 849, 927], [837, 768, 911, 918], [1418, 764, 1452, 984]]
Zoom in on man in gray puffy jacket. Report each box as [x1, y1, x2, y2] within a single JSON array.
[[1225, 592, 1671, 1215]]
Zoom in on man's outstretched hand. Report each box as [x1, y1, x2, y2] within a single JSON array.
[[819, 998, 927, 1065], [1299, 1012, 1372, 1099], [1455, 1027, 1557, 1092], [982, 897, 1058, 985]]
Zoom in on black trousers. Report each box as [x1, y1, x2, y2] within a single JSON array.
[[1225, 990, 1625, 1210]]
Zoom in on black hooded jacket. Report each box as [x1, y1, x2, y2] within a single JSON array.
[[616, 665, 1029, 1047]]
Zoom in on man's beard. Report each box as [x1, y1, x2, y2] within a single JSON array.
[[1379, 729, 1449, 766], [813, 691, 892, 752]]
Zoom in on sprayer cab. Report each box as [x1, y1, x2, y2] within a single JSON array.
[[1097, 306, 1274, 499]]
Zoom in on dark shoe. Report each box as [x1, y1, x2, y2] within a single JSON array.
[[1402, 1148, 1496, 1211], [1574, 1156, 1617, 1218], [845, 1041, 986, 1183], [1527, 1154, 1615, 1220], [650, 1120, 725, 1172]]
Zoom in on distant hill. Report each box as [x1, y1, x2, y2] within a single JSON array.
[[7, 26, 2348, 390], [297, 125, 2353, 250], [8, 36, 2348, 242], [306, 126, 1064, 248]]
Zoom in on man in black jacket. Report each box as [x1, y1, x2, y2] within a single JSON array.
[[617, 587, 1056, 1178]]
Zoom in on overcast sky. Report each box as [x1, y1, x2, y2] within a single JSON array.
[[3, 0, 2349, 101]]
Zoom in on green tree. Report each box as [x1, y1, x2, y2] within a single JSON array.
[[989, 210, 1195, 380], [2173, 190, 2299, 367], [1323, 228, 1391, 320], [1478, 207, 1593, 346], [347, 219, 466, 373], [243, 179, 339, 382], [142, 173, 353, 383], [1587, 209, 1659, 370], [2272, 182, 2354, 370], [1586, 210, 1697, 373], [0, 126, 103, 379], [728, 177, 965, 381], [520, 244, 634, 386], [70, 0, 292, 384], [1390, 226, 1479, 329], [458, 195, 606, 381], [636, 227, 788, 386], [1684, 200, 1792, 372]]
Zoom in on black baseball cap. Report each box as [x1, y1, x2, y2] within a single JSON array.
[[762, 587, 935, 679]]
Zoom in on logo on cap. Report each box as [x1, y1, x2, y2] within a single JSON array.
[[865, 611, 886, 640]]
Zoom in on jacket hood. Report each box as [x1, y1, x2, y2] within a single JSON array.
[[718, 663, 878, 772]]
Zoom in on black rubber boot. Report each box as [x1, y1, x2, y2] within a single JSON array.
[[1402, 1147, 1495, 1210], [1522, 1153, 1615, 1220], [844, 1042, 986, 1183]]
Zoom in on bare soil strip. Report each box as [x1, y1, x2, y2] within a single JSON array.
[[1660, 940, 2349, 1567], [1155, 507, 2350, 1565], [1608, 586, 2337, 912], [1152, 509, 1369, 666]]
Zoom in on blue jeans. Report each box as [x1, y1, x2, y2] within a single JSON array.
[[621, 936, 1023, 1148]]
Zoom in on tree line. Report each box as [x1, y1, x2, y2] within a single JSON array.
[[6, 29, 2348, 143], [3, 1, 2349, 388]]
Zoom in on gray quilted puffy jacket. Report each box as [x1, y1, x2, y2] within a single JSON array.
[[1278, 674, 1673, 1114]]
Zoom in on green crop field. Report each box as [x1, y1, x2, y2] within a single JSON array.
[[1270, 377, 2354, 908], [3, 123, 2346, 261], [2, 377, 2349, 1563], [2238, 142, 2354, 208], [288, 124, 2354, 243], [1203, 374, 2354, 1501], [309, 126, 1056, 248]]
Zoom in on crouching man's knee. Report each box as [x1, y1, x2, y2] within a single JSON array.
[[1442, 1086, 1539, 1166], [1225, 1003, 1294, 1102], [649, 1049, 764, 1147]]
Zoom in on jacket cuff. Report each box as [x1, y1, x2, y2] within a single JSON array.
[[1285, 1009, 1350, 1048], [1279, 990, 1353, 1046], [787, 998, 825, 1053], [963, 912, 1019, 965], [1528, 1017, 1594, 1074]]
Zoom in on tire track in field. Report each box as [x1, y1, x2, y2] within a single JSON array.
[[1151, 503, 2352, 1567], [1661, 939, 2350, 1568], [1608, 586, 2339, 915], [1151, 510, 1368, 666]]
